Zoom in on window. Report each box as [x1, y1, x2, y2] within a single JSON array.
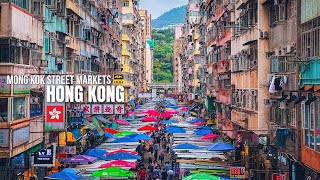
[[13, 97, 26, 121], [270, 0, 288, 26], [0, 98, 8, 122], [302, 99, 320, 152], [30, 95, 43, 117], [123, 1, 129, 7]]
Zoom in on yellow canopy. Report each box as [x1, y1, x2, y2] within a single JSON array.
[[59, 132, 76, 146], [207, 120, 215, 125]]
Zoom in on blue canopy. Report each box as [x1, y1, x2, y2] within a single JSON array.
[[163, 119, 178, 125], [71, 129, 82, 141], [189, 118, 206, 124], [198, 126, 212, 130], [46, 171, 81, 180], [173, 143, 201, 150], [83, 148, 108, 160], [105, 132, 116, 138], [111, 137, 138, 143], [105, 152, 141, 160], [165, 127, 186, 133], [61, 168, 78, 175], [206, 142, 235, 152], [128, 134, 152, 140], [195, 129, 212, 136]]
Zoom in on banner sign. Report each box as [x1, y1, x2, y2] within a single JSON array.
[[67, 110, 84, 126], [81, 104, 125, 115], [230, 166, 246, 179], [45, 103, 65, 131], [113, 74, 124, 85], [272, 173, 286, 180], [33, 145, 56, 167], [57, 146, 76, 154]]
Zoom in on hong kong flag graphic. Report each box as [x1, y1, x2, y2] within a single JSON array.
[[46, 105, 64, 122]]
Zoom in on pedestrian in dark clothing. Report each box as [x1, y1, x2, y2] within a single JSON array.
[[149, 146, 154, 154], [149, 156, 153, 164], [159, 152, 165, 165], [161, 168, 168, 180], [148, 164, 154, 172]]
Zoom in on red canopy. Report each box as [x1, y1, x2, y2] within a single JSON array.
[[146, 109, 160, 116], [165, 109, 179, 114], [99, 160, 136, 169], [193, 121, 207, 125], [138, 125, 158, 131], [160, 113, 173, 118], [141, 117, 157, 122], [104, 128, 119, 134], [105, 149, 138, 156]]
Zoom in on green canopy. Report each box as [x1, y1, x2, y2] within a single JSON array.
[[115, 131, 136, 137], [182, 173, 220, 180], [92, 166, 133, 177]]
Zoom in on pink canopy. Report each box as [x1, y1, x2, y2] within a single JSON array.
[[165, 109, 179, 114], [160, 113, 173, 118], [141, 117, 157, 122], [202, 133, 219, 140], [146, 109, 161, 116], [180, 107, 188, 111], [114, 119, 129, 125], [99, 160, 136, 169], [193, 121, 207, 125], [105, 149, 138, 156]]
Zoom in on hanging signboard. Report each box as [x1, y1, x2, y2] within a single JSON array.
[[103, 104, 114, 114], [45, 103, 65, 131], [92, 104, 102, 114], [67, 110, 84, 126], [230, 166, 246, 179], [57, 146, 76, 154], [81, 104, 91, 114], [81, 104, 125, 115], [114, 104, 125, 114], [33, 145, 56, 167]]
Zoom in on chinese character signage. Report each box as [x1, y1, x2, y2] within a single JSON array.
[[230, 166, 245, 179], [45, 104, 65, 131], [272, 173, 286, 180], [81, 104, 91, 114], [58, 146, 76, 154], [103, 104, 114, 114], [114, 104, 125, 114], [113, 74, 124, 85], [92, 104, 102, 114], [33, 145, 56, 167], [67, 110, 84, 126]]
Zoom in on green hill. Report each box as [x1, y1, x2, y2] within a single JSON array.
[[152, 5, 187, 29]]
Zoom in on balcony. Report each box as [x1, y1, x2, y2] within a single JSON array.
[[66, 0, 81, 16]]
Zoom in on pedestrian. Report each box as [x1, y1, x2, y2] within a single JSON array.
[[152, 167, 161, 179], [149, 144, 154, 154], [161, 168, 168, 180], [148, 156, 153, 164], [154, 142, 159, 161], [159, 152, 165, 165], [165, 162, 171, 172], [148, 163, 154, 172], [139, 168, 147, 180], [167, 169, 174, 180]]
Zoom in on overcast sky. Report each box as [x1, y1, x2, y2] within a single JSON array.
[[139, 0, 188, 19]]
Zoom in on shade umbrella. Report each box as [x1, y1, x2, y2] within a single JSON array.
[[99, 160, 136, 169], [195, 129, 212, 136], [61, 155, 97, 164], [92, 166, 133, 178], [141, 117, 157, 122], [198, 126, 212, 130], [165, 127, 186, 133], [182, 173, 219, 180], [111, 137, 138, 143], [179, 107, 189, 111], [206, 142, 235, 152], [137, 125, 158, 131], [104, 132, 116, 138], [46, 171, 81, 180], [128, 134, 153, 141], [146, 109, 161, 116], [163, 119, 178, 125], [160, 113, 173, 118], [189, 118, 206, 124], [173, 143, 201, 150], [104, 128, 119, 134], [104, 152, 141, 160], [84, 148, 108, 160], [106, 149, 138, 156], [115, 131, 136, 137], [61, 168, 79, 175], [114, 119, 130, 125], [202, 133, 219, 140]]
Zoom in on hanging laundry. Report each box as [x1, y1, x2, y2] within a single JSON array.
[[276, 129, 289, 147], [274, 77, 283, 90], [269, 76, 276, 93]]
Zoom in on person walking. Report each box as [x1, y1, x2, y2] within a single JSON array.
[[139, 168, 147, 180], [153, 142, 159, 161], [159, 152, 165, 165], [161, 168, 168, 180]]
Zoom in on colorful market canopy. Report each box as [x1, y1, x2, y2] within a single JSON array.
[[182, 173, 219, 180], [104, 132, 116, 138], [146, 109, 161, 116], [92, 166, 133, 178], [115, 131, 136, 137], [137, 125, 158, 131], [104, 128, 119, 134], [104, 152, 141, 160], [163, 119, 178, 125], [114, 119, 130, 125], [202, 134, 219, 140], [61, 155, 97, 164], [206, 142, 235, 152], [165, 127, 186, 133], [141, 117, 157, 122], [169, 116, 183, 122], [46, 171, 81, 180], [195, 129, 212, 136], [111, 137, 138, 143], [83, 148, 108, 160], [189, 118, 206, 124], [128, 134, 153, 141], [99, 160, 136, 169], [106, 149, 138, 156], [160, 113, 173, 118], [173, 143, 201, 150]]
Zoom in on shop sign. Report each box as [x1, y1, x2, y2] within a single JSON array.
[[113, 74, 124, 85], [14, 84, 30, 94], [81, 104, 125, 115], [230, 166, 245, 179], [67, 109, 84, 126], [0, 129, 9, 147], [45, 103, 65, 131], [272, 173, 286, 180], [33, 145, 56, 167], [13, 126, 30, 147], [57, 146, 76, 154], [0, 76, 10, 94]]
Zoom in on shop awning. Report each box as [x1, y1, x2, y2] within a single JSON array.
[[71, 128, 82, 141], [59, 132, 76, 146], [95, 115, 111, 124], [84, 119, 96, 130], [92, 116, 105, 136]]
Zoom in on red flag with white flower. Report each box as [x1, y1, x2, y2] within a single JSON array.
[[45, 104, 65, 131]]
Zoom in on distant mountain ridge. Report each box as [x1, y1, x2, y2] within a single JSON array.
[[152, 5, 187, 29]]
